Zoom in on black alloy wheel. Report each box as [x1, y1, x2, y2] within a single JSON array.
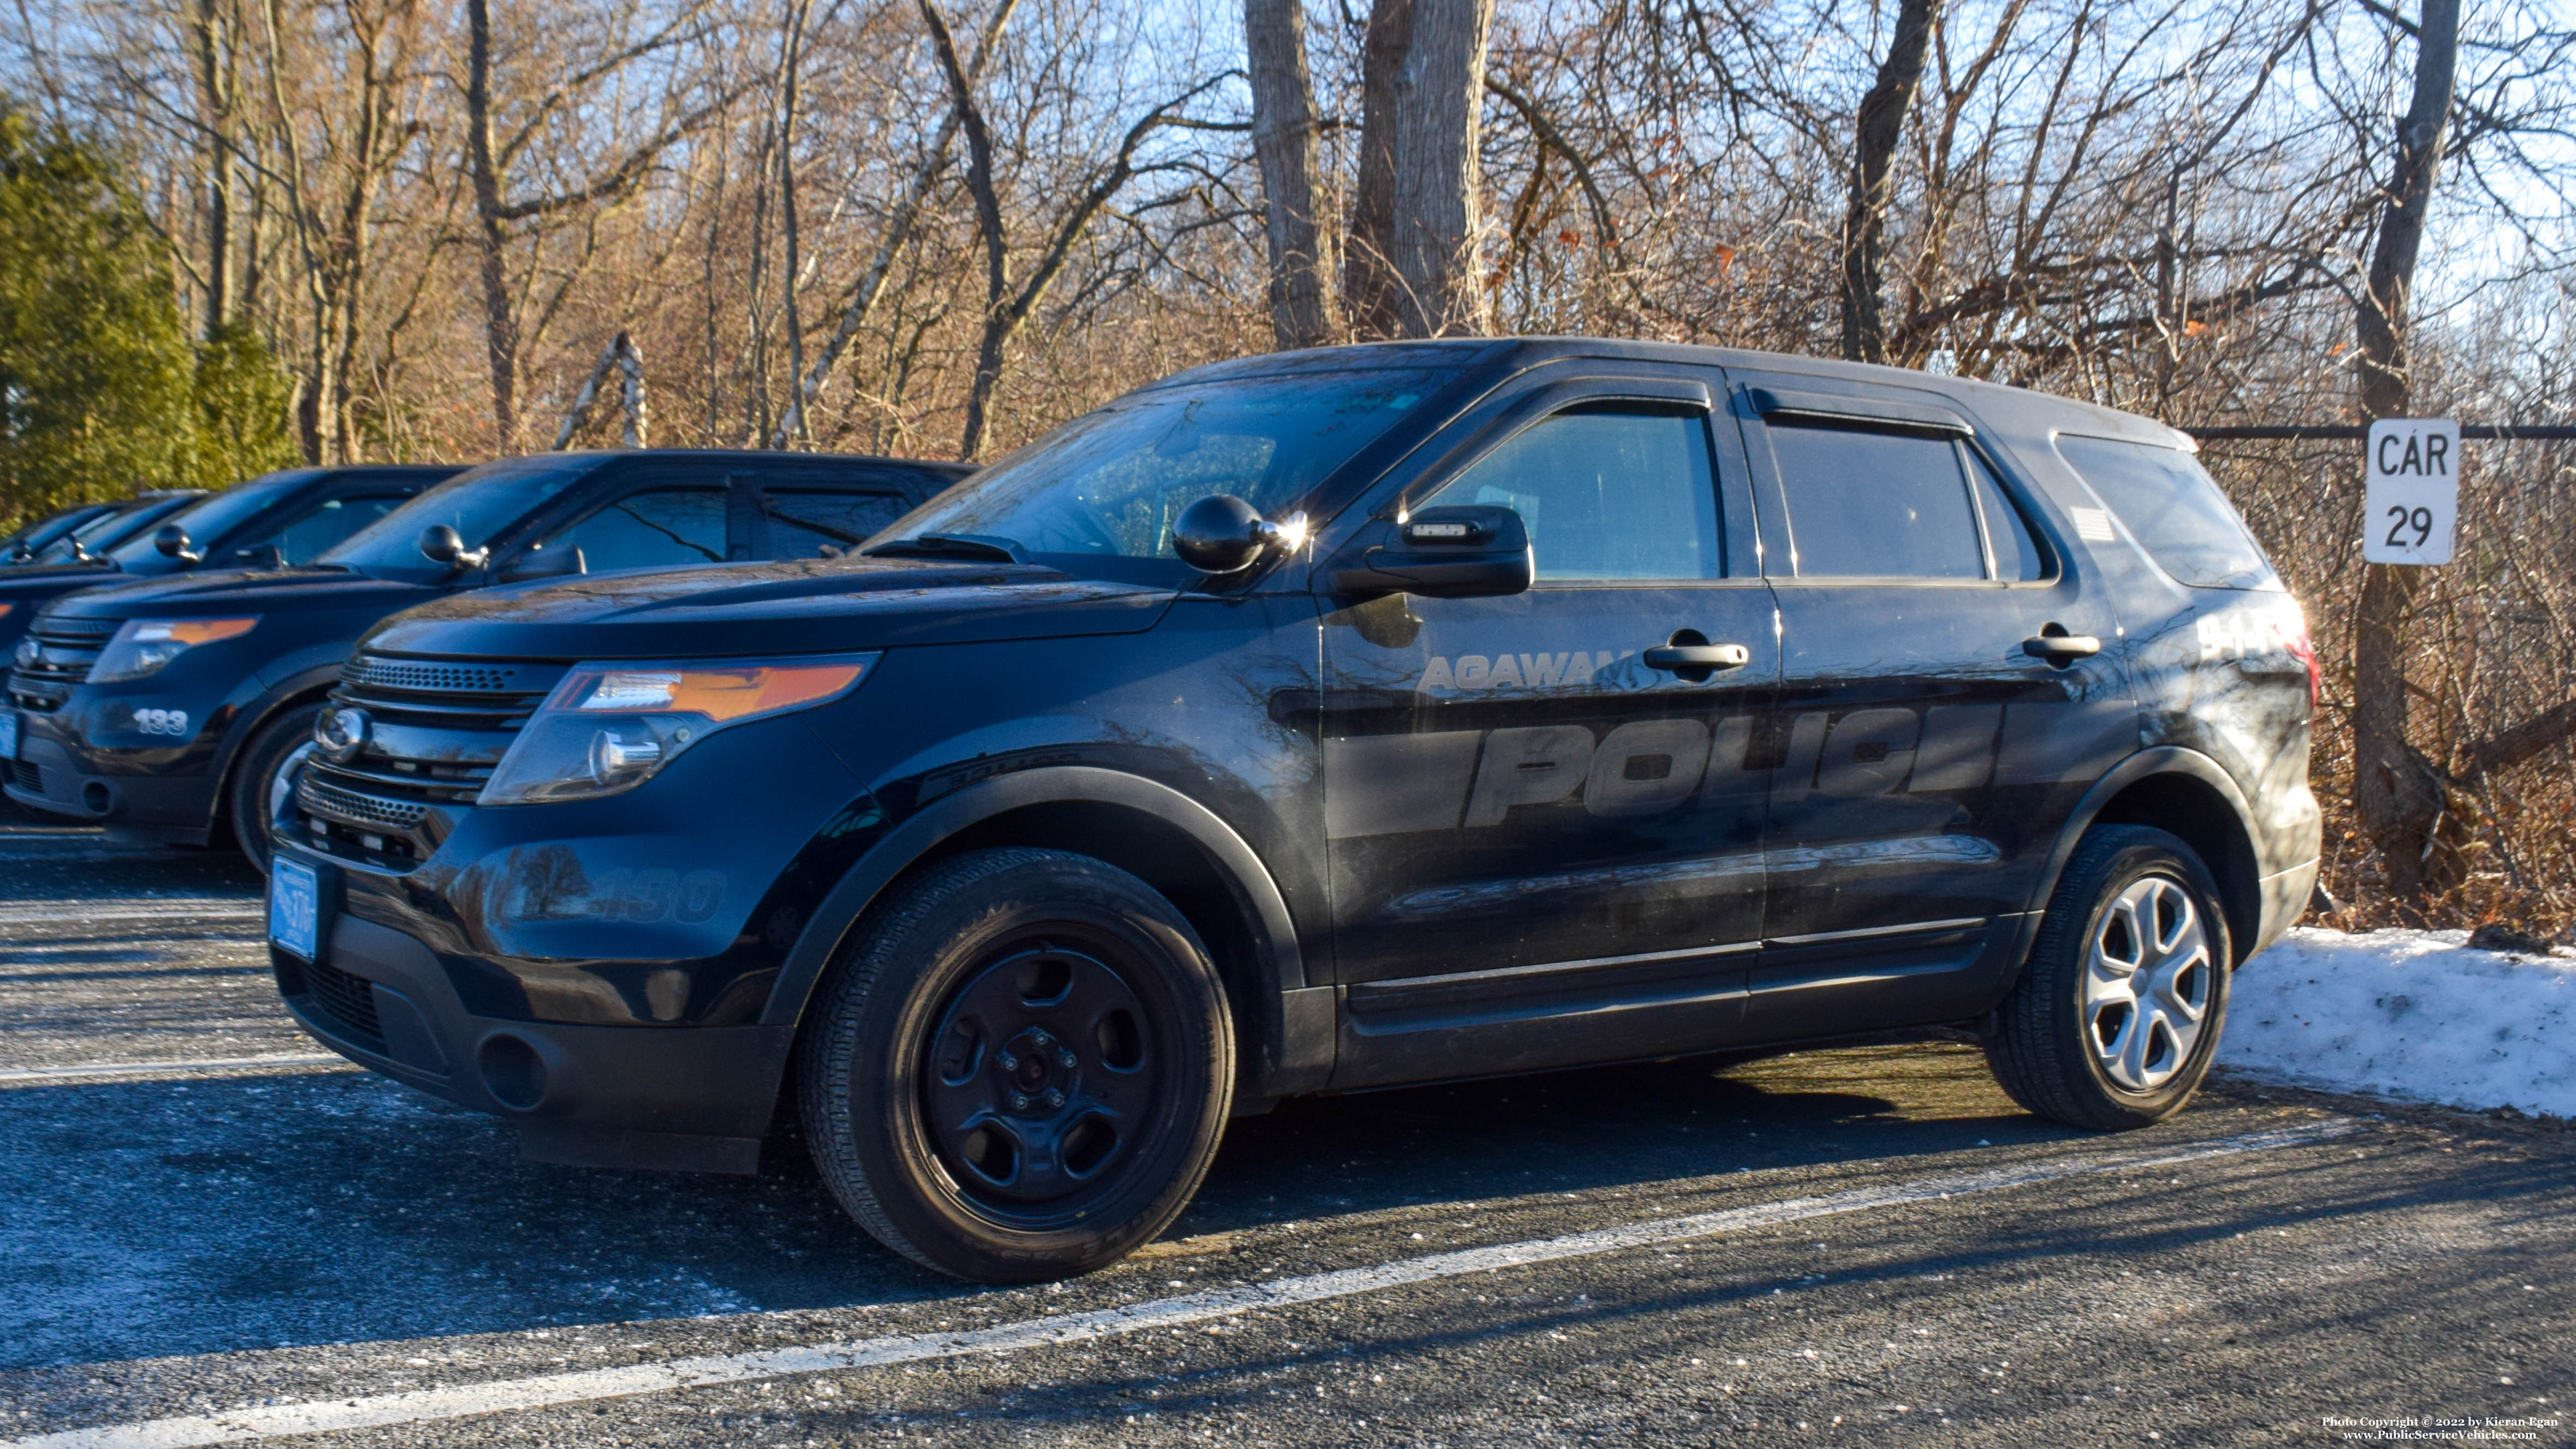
[[228, 702, 322, 876], [798, 848, 1234, 1282]]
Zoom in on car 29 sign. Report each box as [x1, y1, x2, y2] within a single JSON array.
[[2362, 417, 2459, 566]]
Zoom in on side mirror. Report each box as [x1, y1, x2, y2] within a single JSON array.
[[1172, 494, 1306, 575], [419, 524, 488, 570], [498, 543, 585, 584], [155, 524, 200, 563], [1324, 505, 1533, 600]]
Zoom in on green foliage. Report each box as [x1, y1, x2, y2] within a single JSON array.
[[187, 320, 298, 488], [0, 103, 294, 533]]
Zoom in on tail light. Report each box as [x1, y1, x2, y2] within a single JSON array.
[[2277, 608, 2318, 708]]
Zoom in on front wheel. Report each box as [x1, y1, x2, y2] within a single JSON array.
[[797, 848, 1234, 1282], [228, 703, 321, 876], [1985, 825, 2231, 1130]]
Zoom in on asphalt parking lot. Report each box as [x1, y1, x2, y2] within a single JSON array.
[[2, 811, 2569, 1448]]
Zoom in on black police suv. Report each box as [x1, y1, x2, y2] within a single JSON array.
[[3, 471, 454, 687], [12, 490, 210, 569], [4, 450, 968, 872], [0, 492, 210, 650], [263, 339, 2319, 1282], [5, 500, 131, 562]]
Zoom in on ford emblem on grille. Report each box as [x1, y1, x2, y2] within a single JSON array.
[[316, 706, 371, 763]]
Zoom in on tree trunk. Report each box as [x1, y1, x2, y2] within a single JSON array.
[[1245, 0, 1334, 349], [1345, 0, 1413, 340], [190, 0, 236, 335], [919, 0, 1009, 459], [774, 0, 812, 446], [1838, 0, 1937, 364], [464, 0, 517, 448], [2350, 0, 2459, 911], [1385, 0, 1494, 338]]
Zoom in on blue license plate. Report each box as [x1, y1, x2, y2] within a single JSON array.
[[269, 856, 321, 961], [0, 708, 16, 761]]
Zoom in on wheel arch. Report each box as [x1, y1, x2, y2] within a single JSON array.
[[2032, 748, 2264, 967], [764, 766, 1333, 1102], [206, 664, 342, 831]]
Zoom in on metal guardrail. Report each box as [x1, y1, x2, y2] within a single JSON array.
[[2184, 424, 2576, 441]]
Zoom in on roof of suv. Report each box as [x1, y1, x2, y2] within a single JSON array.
[[1154, 337, 2193, 453]]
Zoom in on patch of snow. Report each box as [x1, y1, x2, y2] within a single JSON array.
[[2221, 927, 2574, 1119]]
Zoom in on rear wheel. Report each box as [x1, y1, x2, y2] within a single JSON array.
[[1985, 825, 2230, 1130], [228, 703, 321, 876], [797, 848, 1234, 1282]]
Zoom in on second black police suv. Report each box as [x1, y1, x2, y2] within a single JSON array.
[[264, 339, 2321, 1284], [3, 450, 968, 870]]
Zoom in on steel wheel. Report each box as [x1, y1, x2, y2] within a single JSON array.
[[2081, 873, 2213, 1092], [916, 933, 1169, 1228]]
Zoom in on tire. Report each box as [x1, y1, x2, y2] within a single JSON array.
[[1985, 825, 2231, 1131], [228, 703, 322, 877], [797, 847, 1235, 1282]]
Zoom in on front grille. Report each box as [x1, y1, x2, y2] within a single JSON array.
[[298, 774, 431, 831], [7, 613, 119, 712], [0, 759, 41, 795], [293, 652, 564, 866], [300, 958, 384, 1043]]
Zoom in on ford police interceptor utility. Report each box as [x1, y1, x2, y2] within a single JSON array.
[[259, 339, 2320, 1283]]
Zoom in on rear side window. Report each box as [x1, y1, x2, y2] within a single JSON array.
[[2054, 435, 2281, 590], [1967, 452, 2045, 582], [762, 489, 913, 557], [546, 488, 729, 573], [270, 495, 411, 565], [1421, 405, 1724, 581], [1767, 423, 1985, 579]]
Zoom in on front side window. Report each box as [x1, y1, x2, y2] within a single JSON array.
[[1767, 423, 1987, 580], [267, 495, 412, 565], [2055, 435, 2281, 590], [763, 489, 913, 557], [1420, 405, 1724, 581], [543, 488, 729, 573]]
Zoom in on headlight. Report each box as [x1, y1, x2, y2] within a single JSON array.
[[89, 617, 259, 683], [478, 653, 879, 806]]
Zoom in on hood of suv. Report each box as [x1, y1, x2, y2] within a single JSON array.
[[365, 557, 1178, 659], [41, 565, 442, 623]]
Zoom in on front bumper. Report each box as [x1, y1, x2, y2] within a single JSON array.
[[277, 906, 793, 1174], [1, 726, 219, 841]]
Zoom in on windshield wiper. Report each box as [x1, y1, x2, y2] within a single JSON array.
[[861, 533, 1032, 564]]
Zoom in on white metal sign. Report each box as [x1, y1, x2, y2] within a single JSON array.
[[2362, 417, 2459, 565]]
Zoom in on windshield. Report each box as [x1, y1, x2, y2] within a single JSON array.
[[877, 369, 1441, 581], [8, 506, 111, 559], [319, 458, 602, 582], [104, 473, 319, 575], [26, 501, 152, 564]]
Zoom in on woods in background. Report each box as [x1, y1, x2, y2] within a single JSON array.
[[2, 0, 2573, 930]]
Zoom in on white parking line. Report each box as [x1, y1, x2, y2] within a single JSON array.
[[0, 1054, 350, 1086], [0, 903, 261, 928], [2, 1119, 2355, 1449]]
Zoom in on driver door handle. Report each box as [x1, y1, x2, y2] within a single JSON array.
[[2021, 632, 2102, 663], [1643, 643, 1751, 671]]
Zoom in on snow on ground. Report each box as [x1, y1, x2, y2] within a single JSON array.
[[2222, 926, 2575, 1120]]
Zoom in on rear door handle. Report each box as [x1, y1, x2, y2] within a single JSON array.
[[1643, 643, 1751, 671], [2021, 632, 2102, 663]]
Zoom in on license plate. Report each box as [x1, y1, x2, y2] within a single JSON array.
[[269, 856, 321, 961], [0, 708, 16, 761]]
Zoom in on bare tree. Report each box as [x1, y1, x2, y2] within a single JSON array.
[[1246, 0, 1335, 348], [1840, 0, 1938, 363]]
